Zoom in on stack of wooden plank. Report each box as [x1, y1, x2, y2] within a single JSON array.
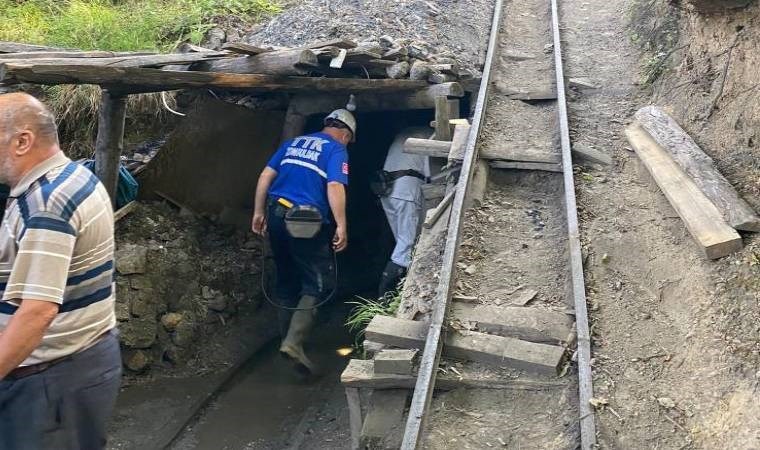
[[0, 38, 471, 90], [626, 106, 760, 259]]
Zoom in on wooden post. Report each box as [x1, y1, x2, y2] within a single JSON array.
[[433, 95, 452, 141], [94, 90, 127, 204], [346, 387, 362, 450]]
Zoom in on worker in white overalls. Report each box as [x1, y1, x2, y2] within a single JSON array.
[[374, 127, 431, 299]]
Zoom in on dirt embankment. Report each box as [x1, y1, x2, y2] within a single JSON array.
[[577, 1, 760, 448]]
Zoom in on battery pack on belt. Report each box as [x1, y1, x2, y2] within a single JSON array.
[[280, 199, 323, 239]]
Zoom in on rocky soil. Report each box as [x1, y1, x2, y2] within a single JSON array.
[[115, 202, 266, 379]]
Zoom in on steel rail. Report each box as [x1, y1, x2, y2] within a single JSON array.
[[549, 0, 598, 448], [399, 0, 505, 447]]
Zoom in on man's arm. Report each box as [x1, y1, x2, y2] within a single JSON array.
[[0, 299, 59, 379], [252, 167, 278, 235], [327, 181, 347, 252]]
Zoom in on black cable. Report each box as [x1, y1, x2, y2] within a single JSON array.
[[258, 231, 339, 312]]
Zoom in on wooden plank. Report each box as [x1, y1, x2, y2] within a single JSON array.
[[434, 95, 453, 141], [0, 64, 432, 93], [94, 91, 127, 204], [489, 161, 563, 172], [114, 201, 138, 222], [306, 38, 357, 50], [465, 159, 489, 208], [329, 49, 347, 68], [221, 42, 273, 56], [450, 303, 573, 343], [193, 48, 318, 76], [448, 123, 470, 161], [360, 390, 408, 450], [342, 359, 566, 391], [0, 51, 155, 59], [423, 191, 454, 229], [401, 0, 504, 446], [366, 316, 565, 376], [346, 387, 362, 450], [0, 41, 65, 53], [404, 137, 451, 158], [626, 124, 742, 259], [572, 143, 612, 166], [635, 106, 760, 231], [481, 147, 561, 163], [507, 89, 557, 102], [0, 52, 229, 68], [374, 349, 417, 375], [549, 0, 597, 441]]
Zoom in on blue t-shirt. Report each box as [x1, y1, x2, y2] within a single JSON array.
[[267, 132, 349, 222]]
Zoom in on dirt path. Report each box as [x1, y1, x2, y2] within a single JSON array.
[[564, 0, 760, 448]]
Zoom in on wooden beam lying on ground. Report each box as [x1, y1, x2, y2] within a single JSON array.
[[342, 359, 565, 390], [450, 303, 573, 344], [625, 124, 743, 259], [0, 51, 157, 59], [366, 315, 566, 375], [114, 201, 138, 222], [221, 42, 273, 56], [0, 64, 432, 94], [423, 191, 454, 229], [489, 161, 563, 172], [635, 106, 760, 232]]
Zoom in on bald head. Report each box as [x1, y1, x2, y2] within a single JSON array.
[[0, 93, 61, 186]]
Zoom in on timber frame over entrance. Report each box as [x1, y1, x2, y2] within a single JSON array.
[[0, 40, 470, 204]]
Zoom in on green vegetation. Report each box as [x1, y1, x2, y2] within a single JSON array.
[[346, 294, 401, 358], [626, 0, 680, 85], [0, 0, 281, 156], [0, 0, 281, 51]]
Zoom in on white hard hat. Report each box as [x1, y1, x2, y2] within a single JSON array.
[[324, 109, 357, 141]]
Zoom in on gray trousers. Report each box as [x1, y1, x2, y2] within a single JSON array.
[[0, 331, 122, 450], [381, 196, 424, 268]]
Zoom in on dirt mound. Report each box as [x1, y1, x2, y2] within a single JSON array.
[[115, 202, 265, 377], [244, 0, 493, 70]]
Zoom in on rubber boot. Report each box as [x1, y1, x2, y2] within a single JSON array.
[[377, 260, 407, 300], [279, 295, 317, 375]]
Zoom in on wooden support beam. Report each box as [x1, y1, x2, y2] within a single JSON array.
[[288, 82, 464, 115], [342, 359, 565, 391], [634, 106, 760, 231], [404, 138, 450, 157], [221, 42, 273, 56], [423, 191, 454, 229], [0, 41, 65, 53], [0, 64, 432, 94], [434, 95, 453, 141], [625, 124, 742, 259], [0, 52, 229, 68], [346, 387, 362, 450], [280, 101, 307, 143], [193, 48, 318, 76], [448, 123, 470, 161], [360, 390, 408, 450], [465, 159, 490, 209], [94, 91, 127, 204], [489, 161, 563, 173], [404, 139, 560, 165], [366, 315, 566, 375], [450, 303, 573, 344]]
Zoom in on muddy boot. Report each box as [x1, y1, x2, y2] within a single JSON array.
[[279, 295, 317, 375], [377, 260, 407, 300]]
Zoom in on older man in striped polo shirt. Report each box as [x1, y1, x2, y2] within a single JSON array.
[[0, 93, 121, 449]]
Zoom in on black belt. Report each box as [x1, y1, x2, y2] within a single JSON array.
[[4, 330, 113, 381]]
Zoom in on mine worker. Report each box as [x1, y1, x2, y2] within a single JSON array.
[[251, 109, 355, 375], [0, 93, 121, 449], [375, 127, 431, 299]]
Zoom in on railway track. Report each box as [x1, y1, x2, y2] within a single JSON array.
[[350, 0, 597, 448]]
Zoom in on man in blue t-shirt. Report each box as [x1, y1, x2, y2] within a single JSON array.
[[252, 109, 355, 374]]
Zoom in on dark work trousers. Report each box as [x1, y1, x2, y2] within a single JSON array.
[[0, 331, 122, 450], [267, 203, 336, 336]]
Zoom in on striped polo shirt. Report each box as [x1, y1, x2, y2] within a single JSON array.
[[0, 152, 116, 366]]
